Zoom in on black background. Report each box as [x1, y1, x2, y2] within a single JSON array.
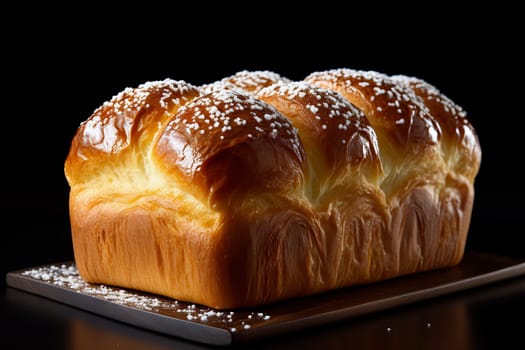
[[1, 7, 525, 349]]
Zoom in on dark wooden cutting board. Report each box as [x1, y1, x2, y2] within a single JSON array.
[[6, 251, 525, 346]]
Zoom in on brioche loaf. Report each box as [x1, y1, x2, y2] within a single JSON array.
[[64, 69, 481, 309]]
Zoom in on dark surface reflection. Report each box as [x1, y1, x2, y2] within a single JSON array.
[[3, 276, 525, 350]]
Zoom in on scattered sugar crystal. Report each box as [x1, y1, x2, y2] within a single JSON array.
[[19, 264, 272, 334]]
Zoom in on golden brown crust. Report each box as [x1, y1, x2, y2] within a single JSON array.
[[200, 70, 291, 95], [65, 69, 481, 309], [391, 75, 481, 179], [64, 79, 200, 186], [257, 82, 383, 187], [304, 69, 449, 200], [304, 69, 441, 151], [153, 90, 305, 207]]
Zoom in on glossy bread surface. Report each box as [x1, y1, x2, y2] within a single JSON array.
[[65, 69, 481, 309]]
